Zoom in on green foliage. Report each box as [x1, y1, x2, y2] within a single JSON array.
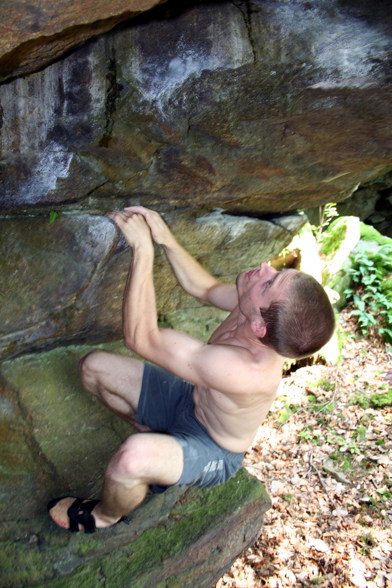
[[326, 431, 361, 455], [354, 426, 366, 441], [298, 426, 322, 444], [345, 243, 392, 342], [49, 210, 61, 223], [351, 388, 392, 410], [320, 220, 347, 257], [277, 403, 299, 424], [358, 532, 377, 555], [315, 377, 335, 392], [351, 390, 370, 409], [315, 202, 339, 241], [281, 493, 296, 503], [369, 390, 392, 408]]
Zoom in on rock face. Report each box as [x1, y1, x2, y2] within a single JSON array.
[[0, 0, 164, 82], [1, 0, 391, 357], [336, 172, 392, 238], [0, 211, 304, 361], [0, 342, 271, 587], [1, 0, 391, 212]]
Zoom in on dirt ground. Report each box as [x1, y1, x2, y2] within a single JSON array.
[[215, 309, 392, 588]]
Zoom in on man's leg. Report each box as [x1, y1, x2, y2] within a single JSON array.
[[79, 350, 148, 429], [49, 351, 184, 530], [94, 432, 184, 526], [49, 431, 184, 529]]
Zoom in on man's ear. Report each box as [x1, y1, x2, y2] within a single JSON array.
[[251, 318, 267, 339]]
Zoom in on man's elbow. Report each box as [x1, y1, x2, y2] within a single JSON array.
[[195, 294, 212, 306], [199, 281, 222, 306], [123, 329, 159, 360], [124, 335, 138, 353]]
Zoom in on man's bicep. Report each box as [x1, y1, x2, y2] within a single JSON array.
[[139, 328, 208, 383], [205, 283, 238, 311], [148, 329, 252, 393]]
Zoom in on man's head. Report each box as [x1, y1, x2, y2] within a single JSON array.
[[237, 263, 335, 359]]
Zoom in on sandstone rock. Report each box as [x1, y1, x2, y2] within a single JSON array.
[[0, 0, 164, 82], [1, 0, 391, 212], [0, 342, 271, 587], [0, 210, 304, 361], [0, 214, 118, 359]]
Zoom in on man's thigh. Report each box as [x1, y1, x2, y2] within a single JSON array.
[[81, 351, 144, 414]]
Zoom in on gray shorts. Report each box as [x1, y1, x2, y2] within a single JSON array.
[[135, 363, 244, 491]]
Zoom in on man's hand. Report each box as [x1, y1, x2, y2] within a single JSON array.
[[108, 209, 153, 250], [122, 206, 176, 248]]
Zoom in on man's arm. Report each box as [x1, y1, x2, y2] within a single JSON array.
[[108, 209, 260, 395], [123, 206, 238, 312], [108, 211, 157, 351]]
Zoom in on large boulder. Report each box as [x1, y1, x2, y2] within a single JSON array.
[[1, 0, 391, 357], [0, 342, 271, 587], [0, 0, 164, 82], [1, 0, 391, 212], [0, 210, 304, 361]]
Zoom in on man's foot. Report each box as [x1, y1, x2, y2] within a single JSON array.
[[48, 497, 129, 533]]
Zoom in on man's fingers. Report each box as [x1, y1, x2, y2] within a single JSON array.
[[124, 205, 149, 213], [107, 210, 137, 222]]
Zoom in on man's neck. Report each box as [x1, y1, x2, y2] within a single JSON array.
[[209, 305, 278, 361]]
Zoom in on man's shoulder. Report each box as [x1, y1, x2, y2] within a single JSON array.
[[205, 340, 283, 382]]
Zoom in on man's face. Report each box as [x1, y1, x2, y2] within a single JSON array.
[[236, 262, 294, 316]]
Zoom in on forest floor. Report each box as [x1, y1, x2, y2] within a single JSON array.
[[215, 308, 392, 588]]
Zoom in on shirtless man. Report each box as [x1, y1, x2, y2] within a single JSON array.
[[48, 206, 335, 533]]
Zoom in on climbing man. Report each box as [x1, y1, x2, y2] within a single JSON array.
[[48, 206, 335, 532]]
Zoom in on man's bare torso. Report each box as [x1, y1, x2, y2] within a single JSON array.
[[192, 307, 285, 453]]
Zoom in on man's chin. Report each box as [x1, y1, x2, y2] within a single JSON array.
[[235, 272, 244, 289]]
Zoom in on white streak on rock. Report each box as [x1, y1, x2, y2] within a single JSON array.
[[130, 6, 253, 110], [15, 144, 73, 203], [266, 1, 389, 89]]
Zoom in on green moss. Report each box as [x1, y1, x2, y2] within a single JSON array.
[[321, 220, 347, 257], [98, 471, 268, 586], [0, 471, 268, 587], [0, 540, 55, 586], [370, 390, 392, 408], [33, 564, 104, 588], [74, 535, 101, 556], [102, 470, 266, 575], [360, 222, 392, 246]]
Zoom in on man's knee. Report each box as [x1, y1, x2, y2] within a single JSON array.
[[106, 436, 149, 481], [79, 351, 106, 395]]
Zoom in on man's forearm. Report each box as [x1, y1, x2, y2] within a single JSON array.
[[123, 246, 158, 353], [116, 206, 236, 311], [162, 238, 220, 303]]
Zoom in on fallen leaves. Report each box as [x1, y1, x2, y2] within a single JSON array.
[[216, 310, 392, 588]]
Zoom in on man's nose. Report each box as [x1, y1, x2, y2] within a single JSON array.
[[259, 261, 277, 275]]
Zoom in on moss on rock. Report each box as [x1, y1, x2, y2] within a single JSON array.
[[360, 222, 392, 246], [0, 343, 270, 587]]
